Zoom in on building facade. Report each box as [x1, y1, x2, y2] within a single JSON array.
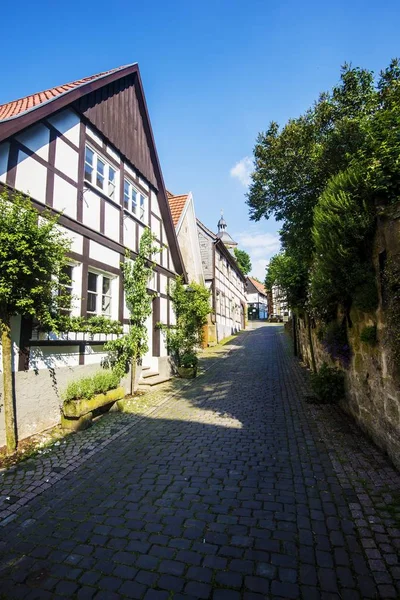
[[246, 277, 269, 320], [167, 191, 204, 285], [271, 285, 290, 321], [197, 216, 246, 343], [0, 64, 185, 445]]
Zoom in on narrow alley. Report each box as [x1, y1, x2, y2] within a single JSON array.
[[1, 324, 399, 599]]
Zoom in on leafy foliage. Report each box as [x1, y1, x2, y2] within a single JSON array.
[[0, 191, 71, 329], [311, 362, 345, 404], [360, 325, 378, 346], [248, 60, 400, 321], [104, 228, 158, 380], [163, 278, 211, 368], [233, 248, 252, 275], [63, 371, 120, 402], [56, 315, 123, 335]]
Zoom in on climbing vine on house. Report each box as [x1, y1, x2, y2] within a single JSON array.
[[0, 191, 71, 454], [163, 278, 211, 370], [104, 228, 158, 394]]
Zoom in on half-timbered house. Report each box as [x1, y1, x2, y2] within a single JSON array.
[[197, 216, 246, 343], [0, 64, 185, 445], [246, 277, 269, 320]]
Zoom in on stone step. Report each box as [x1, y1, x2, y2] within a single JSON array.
[[141, 365, 151, 371], [138, 375, 171, 389], [141, 369, 160, 379]]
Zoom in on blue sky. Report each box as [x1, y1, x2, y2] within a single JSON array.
[[1, 0, 399, 279]]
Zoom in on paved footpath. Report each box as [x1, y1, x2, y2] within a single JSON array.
[[1, 324, 400, 600]]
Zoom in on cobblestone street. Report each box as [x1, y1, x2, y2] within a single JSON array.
[[1, 324, 400, 599]]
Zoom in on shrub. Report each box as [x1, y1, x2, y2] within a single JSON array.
[[180, 352, 198, 369], [63, 370, 120, 402], [360, 325, 378, 346], [384, 258, 400, 374], [311, 362, 345, 403]]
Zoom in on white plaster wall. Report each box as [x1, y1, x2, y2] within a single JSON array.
[[0, 316, 21, 373], [123, 217, 136, 251], [151, 190, 160, 217], [84, 345, 107, 365], [86, 126, 103, 147], [59, 226, 83, 255], [247, 292, 259, 303], [16, 123, 49, 161], [83, 189, 100, 232], [48, 109, 80, 146], [151, 215, 161, 240], [89, 240, 120, 269], [55, 138, 78, 181], [139, 177, 149, 192], [0, 141, 9, 182], [106, 145, 119, 163], [104, 202, 120, 241], [29, 345, 80, 370], [53, 175, 77, 219], [15, 152, 47, 203], [124, 163, 136, 180], [160, 274, 168, 295]]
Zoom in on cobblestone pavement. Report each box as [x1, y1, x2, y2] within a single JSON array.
[[0, 324, 399, 599]]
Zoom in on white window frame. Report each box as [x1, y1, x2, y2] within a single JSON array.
[[124, 178, 148, 222], [84, 145, 117, 201], [87, 270, 114, 317]]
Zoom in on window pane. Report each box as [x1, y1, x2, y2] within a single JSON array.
[[102, 295, 111, 315], [96, 159, 105, 189], [102, 277, 110, 295], [88, 272, 97, 292], [131, 188, 137, 213], [87, 293, 97, 313], [140, 195, 145, 220], [84, 163, 93, 183], [108, 167, 116, 198], [124, 180, 130, 210], [85, 147, 94, 165]]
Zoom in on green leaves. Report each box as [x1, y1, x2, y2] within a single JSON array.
[[0, 191, 71, 329], [104, 228, 158, 378], [164, 278, 211, 367], [233, 248, 252, 275]]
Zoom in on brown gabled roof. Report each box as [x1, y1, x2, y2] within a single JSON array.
[[167, 192, 189, 227], [0, 65, 131, 122], [248, 277, 267, 296]]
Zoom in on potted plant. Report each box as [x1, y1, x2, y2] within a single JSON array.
[[177, 351, 198, 379]]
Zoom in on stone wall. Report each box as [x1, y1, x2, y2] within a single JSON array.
[[0, 362, 131, 449], [295, 204, 400, 469]]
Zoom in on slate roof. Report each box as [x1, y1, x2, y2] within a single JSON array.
[[0, 65, 132, 121], [167, 192, 189, 227]]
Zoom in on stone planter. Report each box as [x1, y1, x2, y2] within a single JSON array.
[[177, 366, 197, 379], [61, 386, 125, 431]]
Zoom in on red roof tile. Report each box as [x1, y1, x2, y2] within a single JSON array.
[[167, 192, 189, 227], [0, 65, 132, 121], [248, 277, 267, 296]]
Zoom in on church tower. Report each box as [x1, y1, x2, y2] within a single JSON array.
[[216, 211, 238, 254]]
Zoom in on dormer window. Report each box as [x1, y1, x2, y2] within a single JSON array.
[[84, 145, 117, 201]]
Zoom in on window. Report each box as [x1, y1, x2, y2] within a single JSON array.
[[87, 271, 112, 317], [84, 145, 117, 201], [124, 178, 147, 221], [59, 264, 74, 314]]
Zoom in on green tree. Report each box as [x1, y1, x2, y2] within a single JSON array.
[[104, 228, 158, 394], [233, 248, 252, 275], [0, 192, 71, 454], [165, 278, 211, 369]]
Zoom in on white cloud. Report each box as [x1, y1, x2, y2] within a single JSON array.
[[230, 156, 253, 187], [235, 230, 281, 281]]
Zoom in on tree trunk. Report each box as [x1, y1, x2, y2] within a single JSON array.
[[130, 355, 137, 396], [306, 312, 317, 373], [1, 318, 17, 454]]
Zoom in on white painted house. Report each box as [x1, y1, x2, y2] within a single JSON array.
[[167, 191, 204, 285], [246, 277, 269, 321], [0, 64, 185, 446], [197, 215, 246, 343]]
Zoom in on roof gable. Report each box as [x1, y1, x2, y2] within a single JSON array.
[[0, 64, 185, 279], [167, 192, 189, 228], [248, 277, 267, 296]]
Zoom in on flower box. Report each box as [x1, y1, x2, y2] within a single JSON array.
[[61, 386, 125, 430]]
